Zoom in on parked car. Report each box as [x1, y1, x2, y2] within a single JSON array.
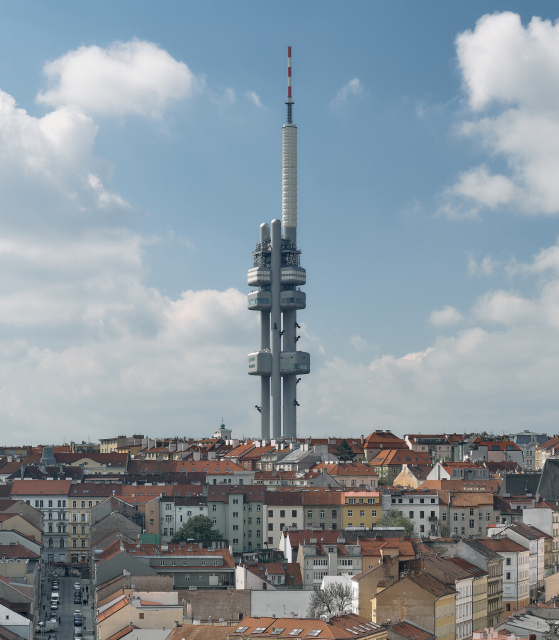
[[50, 602, 58, 610], [74, 612, 82, 627], [73, 630, 83, 639], [52, 583, 59, 591], [50, 611, 57, 621], [74, 582, 81, 589], [48, 635, 57, 640], [74, 594, 81, 604]]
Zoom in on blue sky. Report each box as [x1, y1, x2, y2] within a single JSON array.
[[1, 2, 559, 442]]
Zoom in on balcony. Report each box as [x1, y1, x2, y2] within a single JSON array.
[[429, 516, 438, 522]]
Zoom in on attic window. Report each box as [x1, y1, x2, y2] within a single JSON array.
[[236, 628, 249, 633], [307, 631, 322, 637], [272, 630, 285, 635], [253, 628, 267, 634], [289, 630, 303, 636]]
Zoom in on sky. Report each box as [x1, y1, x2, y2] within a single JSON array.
[[1, 2, 559, 443]]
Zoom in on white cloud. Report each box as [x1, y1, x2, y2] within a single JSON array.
[[37, 40, 196, 118], [441, 13, 559, 217], [246, 91, 266, 109], [468, 253, 498, 276], [428, 305, 464, 327], [300, 245, 559, 433], [349, 335, 372, 352], [331, 78, 362, 107]]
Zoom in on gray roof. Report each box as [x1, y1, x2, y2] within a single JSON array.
[[537, 459, 559, 502], [499, 472, 541, 496], [460, 538, 502, 561]]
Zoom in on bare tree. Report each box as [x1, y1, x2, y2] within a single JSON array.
[[307, 582, 354, 618]]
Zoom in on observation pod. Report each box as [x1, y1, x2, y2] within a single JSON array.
[[280, 290, 306, 310], [280, 265, 306, 286], [248, 351, 272, 375], [280, 351, 310, 375], [247, 291, 272, 311], [248, 266, 272, 287]]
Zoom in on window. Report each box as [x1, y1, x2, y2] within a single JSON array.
[[81, 526, 86, 534], [506, 558, 511, 565], [233, 499, 239, 504], [201, 560, 206, 566], [420, 525, 424, 533], [150, 519, 154, 526], [72, 539, 77, 548], [72, 501, 77, 508], [166, 503, 172, 510], [469, 520, 475, 528], [372, 510, 377, 517], [81, 539, 86, 548], [409, 511, 414, 518], [454, 513, 458, 521], [307, 511, 312, 518], [268, 524, 273, 531], [72, 526, 77, 534], [332, 510, 337, 518], [506, 572, 511, 580], [360, 510, 365, 517], [139, 613, 144, 619], [320, 510, 325, 518], [292, 510, 297, 517], [233, 512, 239, 518], [213, 505, 217, 512], [347, 510, 353, 517], [420, 511, 424, 518], [280, 510, 285, 518], [88, 501, 92, 508], [470, 508, 474, 516], [442, 513, 447, 521], [48, 500, 53, 507], [81, 501, 86, 508], [233, 525, 239, 531], [348, 498, 356, 504], [268, 510, 273, 518]]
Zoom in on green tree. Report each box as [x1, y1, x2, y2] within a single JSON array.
[[307, 582, 354, 618], [172, 515, 223, 542], [381, 509, 415, 537], [334, 440, 356, 462]]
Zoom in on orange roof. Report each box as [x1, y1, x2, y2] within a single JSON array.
[[313, 461, 378, 477], [370, 450, 431, 466], [481, 538, 528, 553], [175, 460, 245, 473], [478, 441, 520, 451], [363, 430, 407, 448], [11, 479, 72, 495], [98, 597, 129, 622], [106, 626, 137, 640], [359, 537, 415, 557], [390, 621, 436, 640], [97, 589, 126, 608]]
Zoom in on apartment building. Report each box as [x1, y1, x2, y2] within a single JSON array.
[[341, 490, 382, 530], [405, 435, 453, 462], [448, 491, 496, 539], [382, 488, 444, 537], [480, 538, 530, 615], [370, 450, 432, 485], [522, 500, 559, 567], [312, 462, 378, 489], [68, 484, 113, 564], [372, 573, 456, 640], [10, 479, 71, 563], [492, 523, 546, 602], [296, 539, 362, 589], [363, 430, 408, 462], [469, 441, 523, 467], [159, 496, 208, 543], [443, 539, 503, 628], [206, 486, 265, 553], [535, 435, 559, 470], [510, 431, 549, 470]]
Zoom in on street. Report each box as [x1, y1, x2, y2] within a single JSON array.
[[38, 575, 95, 640]]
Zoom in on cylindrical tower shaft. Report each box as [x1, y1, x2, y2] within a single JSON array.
[[270, 219, 282, 439], [283, 46, 297, 244], [259, 223, 271, 439], [282, 307, 297, 438]]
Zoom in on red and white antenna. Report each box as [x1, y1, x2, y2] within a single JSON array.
[[286, 46, 294, 123], [287, 46, 292, 100]]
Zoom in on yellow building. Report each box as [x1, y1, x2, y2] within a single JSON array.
[[68, 485, 114, 564], [373, 573, 456, 640], [341, 491, 382, 530]]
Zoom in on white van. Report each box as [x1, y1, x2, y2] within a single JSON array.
[[51, 592, 60, 603]]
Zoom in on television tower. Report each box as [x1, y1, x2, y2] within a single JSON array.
[[247, 47, 310, 440]]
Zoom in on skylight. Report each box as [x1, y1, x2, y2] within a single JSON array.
[[307, 631, 322, 637], [272, 629, 285, 635], [289, 630, 303, 636], [253, 628, 267, 634], [236, 627, 249, 633]]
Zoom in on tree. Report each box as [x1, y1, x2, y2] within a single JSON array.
[[307, 582, 354, 618], [172, 515, 223, 542], [334, 440, 356, 462], [381, 509, 415, 537]]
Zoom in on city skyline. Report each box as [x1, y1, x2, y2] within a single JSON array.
[[1, 3, 559, 443]]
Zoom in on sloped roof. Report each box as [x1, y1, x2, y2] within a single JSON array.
[[370, 450, 431, 467], [98, 597, 129, 622], [480, 538, 528, 553], [10, 479, 72, 496], [390, 621, 436, 640], [408, 573, 456, 597], [499, 472, 541, 497]]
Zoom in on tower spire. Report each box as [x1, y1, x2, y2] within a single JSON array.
[[286, 46, 293, 124]]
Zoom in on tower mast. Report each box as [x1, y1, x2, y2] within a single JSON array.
[[247, 47, 310, 441]]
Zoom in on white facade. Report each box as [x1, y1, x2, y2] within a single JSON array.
[[455, 577, 474, 640]]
